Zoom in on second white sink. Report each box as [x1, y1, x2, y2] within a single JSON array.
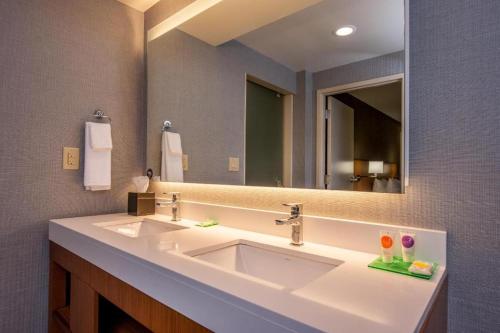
[[95, 219, 187, 238], [185, 239, 343, 290]]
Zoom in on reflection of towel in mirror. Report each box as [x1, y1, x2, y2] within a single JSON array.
[[372, 178, 388, 193], [161, 132, 183, 182], [387, 178, 401, 193]]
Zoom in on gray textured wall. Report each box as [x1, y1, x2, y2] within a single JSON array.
[[410, 1, 499, 331], [313, 51, 405, 91], [147, 29, 296, 185], [0, 0, 144, 331]]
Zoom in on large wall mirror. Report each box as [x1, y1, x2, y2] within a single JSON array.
[[147, 0, 407, 193]]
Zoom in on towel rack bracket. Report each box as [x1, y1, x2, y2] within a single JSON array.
[[162, 120, 172, 132], [90, 109, 111, 122]]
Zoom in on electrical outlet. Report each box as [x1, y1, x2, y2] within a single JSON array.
[[63, 147, 79, 170], [228, 157, 239, 172], [182, 154, 189, 171]]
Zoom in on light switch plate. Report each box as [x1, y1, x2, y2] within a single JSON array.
[[228, 157, 239, 172], [182, 154, 189, 171], [63, 147, 79, 170]]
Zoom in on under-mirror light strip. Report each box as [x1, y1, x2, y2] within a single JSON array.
[[147, 0, 223, 42], [149, 182, 404, 222]]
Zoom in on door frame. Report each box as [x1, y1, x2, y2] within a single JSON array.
[[315, 73, 405, 191]]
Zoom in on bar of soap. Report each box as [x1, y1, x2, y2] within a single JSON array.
[[408, 261, 433, 276]]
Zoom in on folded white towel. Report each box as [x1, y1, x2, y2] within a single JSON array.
[[84, 122, 112, 190], [88, 122, 113, 151], [161, 131, 183, 182], [167, 132, 183, 156]]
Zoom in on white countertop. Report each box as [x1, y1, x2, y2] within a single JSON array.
[[49, 213, 446, 333]]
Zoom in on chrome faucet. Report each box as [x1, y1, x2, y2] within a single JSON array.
[[156, 192, 181, 221], [275, 203, 304, 246]]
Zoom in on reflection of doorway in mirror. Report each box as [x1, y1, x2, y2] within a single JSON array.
[[326, 97, 354, 191], [245, 79, 293, 187], [319, 75, 404, 193]]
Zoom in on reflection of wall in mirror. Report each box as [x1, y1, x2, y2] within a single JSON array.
[[147, 28, 404, 189], [147, 29, 296, 185]]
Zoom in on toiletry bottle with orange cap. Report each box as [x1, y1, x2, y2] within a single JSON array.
[[379, 231, 394, 263]]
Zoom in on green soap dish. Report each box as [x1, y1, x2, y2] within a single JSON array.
[[368, 256, 437, 280], [196, 218, 219, 228]]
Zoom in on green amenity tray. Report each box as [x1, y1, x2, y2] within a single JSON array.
[[368, 256, 438, 280]]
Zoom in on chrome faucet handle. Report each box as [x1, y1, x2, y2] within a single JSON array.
[[162, 192, 180, 201], [282, 203, 303, 216], [276, 203, 304, 246], [275, 218, 289, 225], [282, 203, 303, 207], [169, 192, 180, 201]]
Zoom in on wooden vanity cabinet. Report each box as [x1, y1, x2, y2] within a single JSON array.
[[419, 278, 448, 333], [48, 241, 211, 333]]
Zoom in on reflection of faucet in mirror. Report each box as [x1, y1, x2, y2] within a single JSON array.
[[275, 203, 303, 246], [273, 176, 283, 187], [156, 192, 181, 221]]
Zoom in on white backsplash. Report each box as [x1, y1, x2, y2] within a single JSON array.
[[157, 200, 447, 266]]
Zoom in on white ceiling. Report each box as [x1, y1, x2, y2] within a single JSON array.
[[177, 0, 323, 46], [237, 0, 404, 72], [116, 0, 159, 12], [349, 81, 402, 121]]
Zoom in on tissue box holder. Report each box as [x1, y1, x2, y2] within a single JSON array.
[[128, 192, 155, 216]]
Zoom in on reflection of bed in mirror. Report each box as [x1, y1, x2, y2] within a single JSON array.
[[353, 160, 399, 192]]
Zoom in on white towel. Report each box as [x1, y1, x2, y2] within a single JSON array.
[[167, 132, 183, 156], [161, 132, 183, 182], [84, 122, 112, 190], [88, 122, 113, 151]]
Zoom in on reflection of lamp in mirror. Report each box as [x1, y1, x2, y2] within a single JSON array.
[[369, 161, 384, 177]]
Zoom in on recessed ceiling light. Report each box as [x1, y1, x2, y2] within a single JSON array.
[[335, 25, 356, 37]]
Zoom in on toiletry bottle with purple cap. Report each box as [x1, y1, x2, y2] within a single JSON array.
[[400, 231, 416, 263]]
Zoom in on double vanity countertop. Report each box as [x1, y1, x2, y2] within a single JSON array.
[[49, 213, 446, 333]]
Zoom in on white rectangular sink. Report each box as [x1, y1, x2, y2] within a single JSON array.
[[94, 219, 187, 238], [185, 240, 343, 289]]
